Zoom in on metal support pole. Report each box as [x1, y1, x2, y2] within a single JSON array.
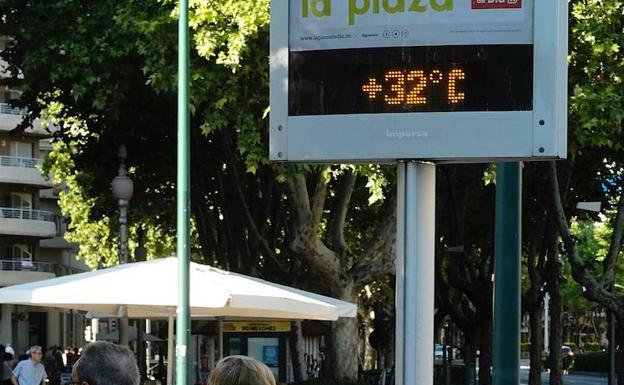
[[492, 162, 522, 385], [168, 313, 175, 385], [176, 2, 191, 385], [218, 318, 224, 361], [443, 325, 449, 385], [119, 199, 129, 346], [119, 200, 129, 264], [113, 144, 133, 347], [544, 293, 550, 353], [396, 162, 436, 385]]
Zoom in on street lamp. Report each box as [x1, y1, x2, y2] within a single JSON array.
[[111, 144, 133, 346]]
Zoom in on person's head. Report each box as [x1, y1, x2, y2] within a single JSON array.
[[5, 345, 14, 359], [208, 356, 276, 385], [71, 342, 139, 385], [28, 346, 43, 363]]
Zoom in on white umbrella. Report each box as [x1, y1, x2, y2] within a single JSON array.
[[0, 257, 356, 385], [0, 257, 355, 320]]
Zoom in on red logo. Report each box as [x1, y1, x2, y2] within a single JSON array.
[[472, 0, 522, 9]]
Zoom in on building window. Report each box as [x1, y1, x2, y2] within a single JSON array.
[[9, 141, 33, 158], [11, 244, 33, 261], [10, 193, 32, 210]]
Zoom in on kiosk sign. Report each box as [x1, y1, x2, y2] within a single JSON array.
[[270, 0, 567, 162]]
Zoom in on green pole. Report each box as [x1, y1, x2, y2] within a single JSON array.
[[492, 162, 521, 385], [176, 1, 190, 385]]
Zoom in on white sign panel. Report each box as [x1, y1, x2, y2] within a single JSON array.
[[270, 0, 568, 163]]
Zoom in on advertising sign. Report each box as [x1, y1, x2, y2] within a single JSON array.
[[262, 346, 279, 366], [290, 0, 532, 51], [270, 0, 567, 162], [222, 321, 292, 333]]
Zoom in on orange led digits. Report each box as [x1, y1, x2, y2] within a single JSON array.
[[361, 67, 466, 107], [406, 70, 427, 105], [384, 71, 405, 105], [429, 70, 443, 84], [448, 68, 466, 104], [362, 78, 383, 100]]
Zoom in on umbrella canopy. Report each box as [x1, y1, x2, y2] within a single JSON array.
[[0, 257, 356, 320]]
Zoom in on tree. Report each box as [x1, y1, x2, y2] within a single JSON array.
[[0, 1, 397, 378], [437, 164, 496, 385], [550, 1, 624, 384]]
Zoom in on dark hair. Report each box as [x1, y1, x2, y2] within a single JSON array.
[[75, 342, 139, 385]]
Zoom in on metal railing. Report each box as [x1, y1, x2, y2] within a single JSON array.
[[0, 102, 27, 116], [0, 207, 54, 222], [0, 155, 42, 169], [0, 259, 54, 273]]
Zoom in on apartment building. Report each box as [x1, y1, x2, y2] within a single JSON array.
[[0, 37, 87, 355]]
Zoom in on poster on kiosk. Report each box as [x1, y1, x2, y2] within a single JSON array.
[[270, 0, 567, 163]]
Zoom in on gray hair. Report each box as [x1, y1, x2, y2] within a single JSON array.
[[75, 342, 139, 385], [28, 346, 42, 356], [209, 355, 276, 385]]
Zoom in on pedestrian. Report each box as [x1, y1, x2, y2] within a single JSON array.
[[50, 351, 62, 381], [64, 349, 78, 370], [71, 342, 138, 385], [208, 356, 276, 385], [12, 346, 47, 385], [43, 348, 60, 385], [4, 347, 16, 370], [0, 345, 16, 385]]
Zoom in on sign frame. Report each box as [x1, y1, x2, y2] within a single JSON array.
[[269, 0, 567, 163]]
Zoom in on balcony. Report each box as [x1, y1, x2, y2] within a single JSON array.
[[0, 208, 57, 238], [0, 155, 53, 188], [0, 260, 56, 286], [0, 103, 50, 135]]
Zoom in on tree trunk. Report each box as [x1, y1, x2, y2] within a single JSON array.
[[529, 305, 543, 385], [547, 254, 563, 385], [616, 317, 624, 385], [330, 316, 359, 379], [290, 321, 308, 383], [463, 332, 478, 385], [478, 319, 492, 385]]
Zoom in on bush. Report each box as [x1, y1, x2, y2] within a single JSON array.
[[542, 352, 574, 371], [583, 342, 602, 353], [572, 352, 609, 373], [542, 351, 550, 369], [520, 343, 531, 359], [563, 355, 575, 371], [563, 342, 577, 353]]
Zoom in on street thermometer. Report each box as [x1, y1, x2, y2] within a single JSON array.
[[270, 0, 567, 162]]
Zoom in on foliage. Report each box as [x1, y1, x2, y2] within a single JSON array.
[[42, 141, 116, 268], [584, 343, 602, 353], [569, 0, 624, 154], [543, 352, 575, 372], [572, 352, 610, 373], [42, 141, 175, 268], [563, 342, 578, 353], [562, 218, 612, 312], [0, 1, 396, 378]]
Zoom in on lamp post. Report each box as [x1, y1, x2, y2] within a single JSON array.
[[111, 144, 134, 346]]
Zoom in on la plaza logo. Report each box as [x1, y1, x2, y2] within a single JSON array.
[[472, 0, 522, 9]]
